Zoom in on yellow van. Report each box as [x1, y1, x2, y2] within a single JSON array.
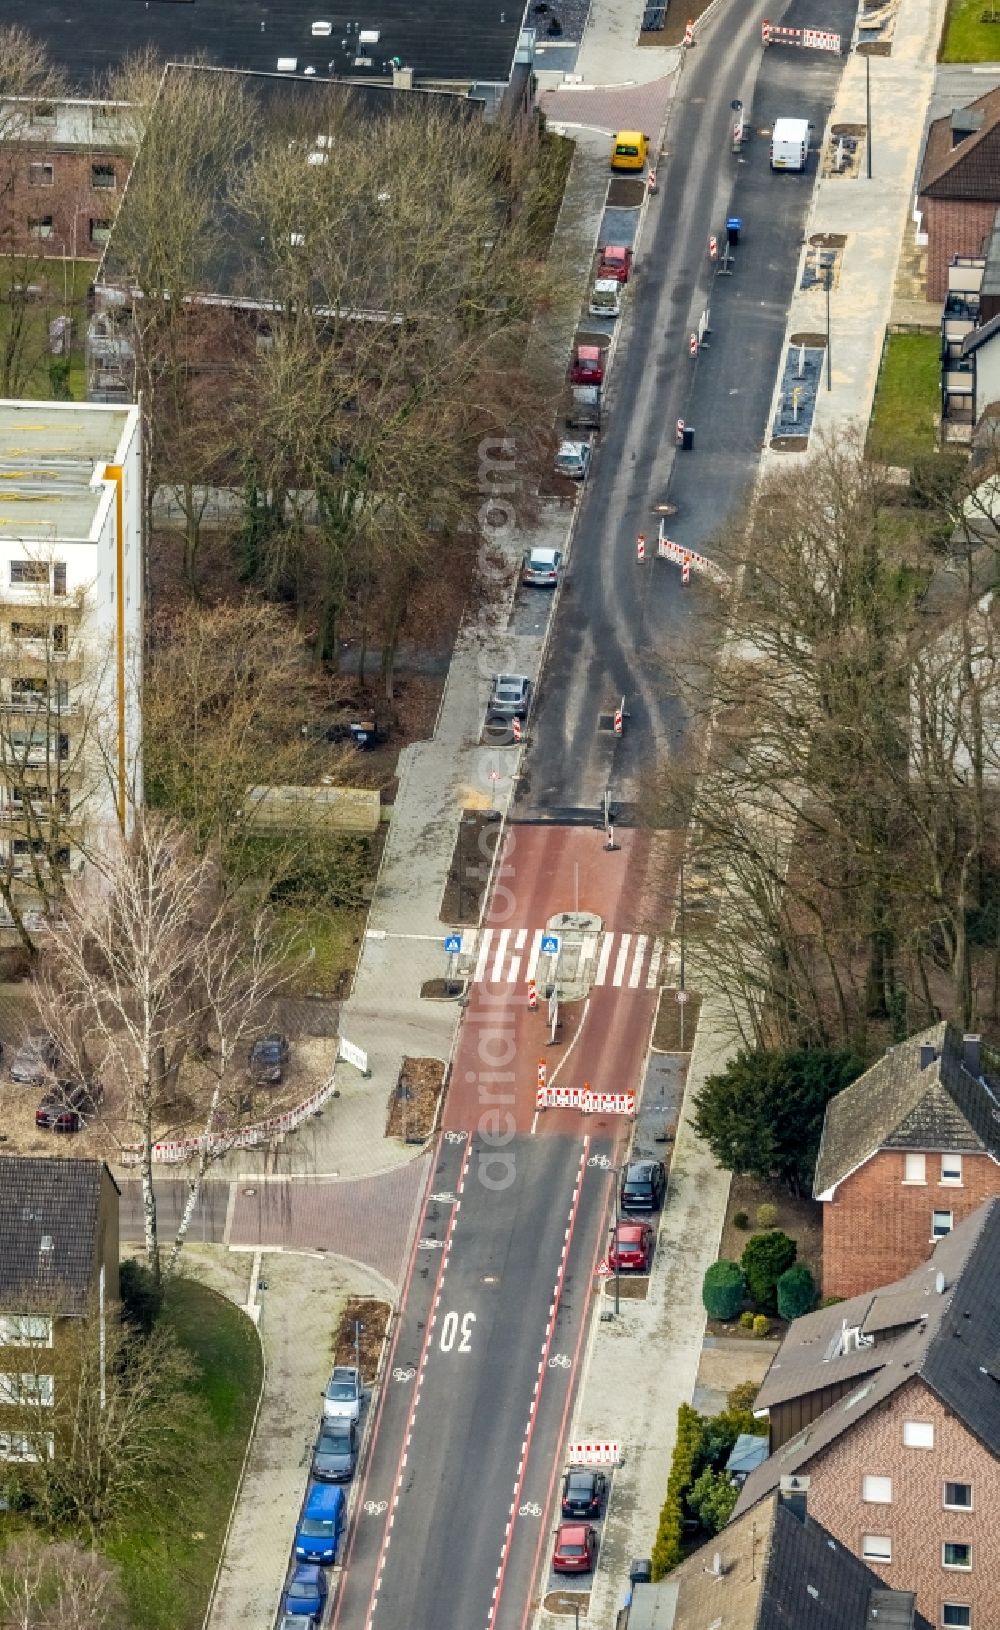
[[610, 131, 649, 171]]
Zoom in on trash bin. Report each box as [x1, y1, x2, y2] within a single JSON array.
[[726, 216, 742, 247], [682, 426, 695, 451], [349, 716, 378, 747], [630, 1559, 652, 1587]]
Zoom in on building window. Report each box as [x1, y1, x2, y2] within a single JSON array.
[[0, 1315, 52, 1347], [32, 104, 56, 124], [903, 1420, 934, 1448], [10, 561, 48, 587], [942, 1606, 971, 1628], [903, 1152, 926, 1183], [91, 163, 116, 190], [0, 1431, 51, 1462], [932, 1210, 954, 1239], [0, 1372, 54, 1406], [28, 217, 54, 240], [863, 1475, 892, 1504], [944, 1482, 972, 1510], [53, 563, 67, 597], [862, 1535, 892, 1563], [940, 1153, 963, 1185], [28, 162, 54, 187], [53, 623, 66, 651], [89, 219, 112, 245], [943, 1543, 972, 1570]]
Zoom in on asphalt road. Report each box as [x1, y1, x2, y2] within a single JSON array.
[[515, 0, 858, 820], [332, 1133, 612, 1630]]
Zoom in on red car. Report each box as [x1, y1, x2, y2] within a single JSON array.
[[35, 1079, 103, 1133], [553, 1522, 598, 1574], [609, 1221, 654, 1272], [598, 244, 633, 283], [570, 343, 604, 386]]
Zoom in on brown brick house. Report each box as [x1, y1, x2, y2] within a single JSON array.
[[0, 100, 131, 263], [0, 1156, 120, 1465], [628, 1490, 929, 1630], [814, 1023, 1000, 1299], [918, 89, 1000, 303], [732, 1202, 1000, 1630]]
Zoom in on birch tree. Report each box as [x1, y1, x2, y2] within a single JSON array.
[[0, 1536, 126, 1630]]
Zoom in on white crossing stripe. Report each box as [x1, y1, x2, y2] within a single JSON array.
[[508, 927, 527, 984], [628, 934, 647, 989], [580, 933, 598, 974], [612, 934, 632, 986], [646, 940, 663, 989], [525, 929, 543, 982], [474, 928, 493, 984], [490, 928, 510, 983], [594, 932, 613, 986]]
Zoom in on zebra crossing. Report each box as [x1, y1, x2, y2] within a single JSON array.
[[463, 927, 664, 991]]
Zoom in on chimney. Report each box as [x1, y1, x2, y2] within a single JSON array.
[[962, 1033, 982, 1079], [919, 1043, 938, 1070], [779, 1475, 809, 1523], [392, 64, 414, 89]]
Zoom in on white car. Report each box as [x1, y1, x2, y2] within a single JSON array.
[[588, 277, 621, 318], [554, 440, 592, 481], [522, 547, 562, 587], [323, 1365, 362, 1422]]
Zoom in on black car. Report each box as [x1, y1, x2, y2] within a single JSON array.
[[562, 1468, 607, 1519], [620, 1159, 667, 1212], [35, 1078, 103, 1133], [312, 1417, 358, 1483], [248, 1033, 290, 1086]]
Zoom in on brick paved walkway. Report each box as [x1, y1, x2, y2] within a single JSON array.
[[540, 74, 676, 136]]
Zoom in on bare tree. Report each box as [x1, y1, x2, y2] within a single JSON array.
[[34, 815, 294, 1280], [0, 1535, 127, 1630]]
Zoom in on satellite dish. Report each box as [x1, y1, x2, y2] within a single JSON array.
[[935, 1271, 946, 1294]]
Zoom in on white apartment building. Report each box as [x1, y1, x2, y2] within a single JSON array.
[[0, 401, 142, 928]]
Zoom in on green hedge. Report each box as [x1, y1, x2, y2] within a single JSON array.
[[702, 1260, 746, 1321], [650, 1404, 703, 1579]]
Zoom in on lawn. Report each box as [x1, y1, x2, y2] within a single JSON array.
[[0, 257, 95, 401], [868, 332, 940, 466], [939, 0, 1000, 60], [106, 1277, 263, 1630]]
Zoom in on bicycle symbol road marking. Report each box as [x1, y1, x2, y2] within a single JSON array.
[[587, 1154, 612, 1168], [519, 1502, 542, 1517], [418, 1238, 445, 1249], [548, 1354, 571, 1369], [444, 1130, 466, 1143], [364, 1500, 388, 1516], [392, 1367, 416, 1382], [430, 1192, 457, 1204]]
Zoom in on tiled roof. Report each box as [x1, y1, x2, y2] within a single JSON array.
[[813, 1022, 1000, 1197], [733, 1201, 1000, 1519], [4, 0, 525, 93], [919, 85, 1000, 201], [0, 1156, 114, 1317], [665, 1493, 930, 1630]]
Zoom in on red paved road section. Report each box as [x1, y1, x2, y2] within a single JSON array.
[[229, 1155, 430, 1286], [445, 826, 660, 1136]]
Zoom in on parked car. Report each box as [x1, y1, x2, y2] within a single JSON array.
[[313, 1417, 358, 1482], [35, 1079, 103, 1133], [554, 439, 592, 481], [553, 1521, 598, 1573], [610, 129, 650, 172], [565, 383, 602, 431], [294, 1482, 346, 1563], [283, 1563, 328, 1618], [562, 1468, 608, 1518], [621, 1158, 667, 1211], [323, 1364, 362, 1422], [598, 244, 633, 283], [248, 1032, 290, 1086], [570, 344, 604, 386], [609, 1221, 654, 1272], [489, 674, 532, 720], [278, 1616, 315, 1630], [521, 547, 562, 588], [588, 278, 621, 319], [10, 1030, 59, 1085]]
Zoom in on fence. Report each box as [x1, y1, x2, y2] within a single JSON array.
[[121, 1071, 337, 1166]]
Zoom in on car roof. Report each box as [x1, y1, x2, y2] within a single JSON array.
[[576, 343, 601, 357], [593, 277, 619, 290], [625, 1160, 657, 1178], [567, 1467, 597, 1481], [602, 244, 628, 254], [528, 548, 559, 564], [331, 1365, 358, 1379], [618, 1221, 648, 1236], [293, 1563, 322, 1579], [558, 1521, 589, 1539], [558, 440, 587, 455]]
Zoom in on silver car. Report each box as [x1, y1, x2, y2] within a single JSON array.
[[489, 674, 532, 719], [554, 439, 592, 481], [521, 547, 562, 587], [322, 1365, 362, 1422]]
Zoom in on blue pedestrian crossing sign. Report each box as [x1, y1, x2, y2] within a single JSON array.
[[443, 933, 463, 954], [541, 933, 560, 955]]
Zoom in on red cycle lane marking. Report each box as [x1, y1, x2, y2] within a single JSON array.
[[330, 1134, 470, 1630], [485, 1137, 590, 1630]]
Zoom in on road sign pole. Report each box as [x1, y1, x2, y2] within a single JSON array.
[[614, 1170, 621, 1317]]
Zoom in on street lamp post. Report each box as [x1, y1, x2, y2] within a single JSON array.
[[825, 263, 833, 392], [866, 54, 872, 180], [614, 1166, 621, 1318]]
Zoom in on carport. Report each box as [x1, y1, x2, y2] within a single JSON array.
[[623, 1578, 680, 1629]]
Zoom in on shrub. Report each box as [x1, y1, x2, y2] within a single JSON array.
[[741, 1231, 797, 1311], [651, 1403, 705, 1579], [777, 1263, 817, 1320], [119, 1257, 164, 1334], [702, 1260, 746, 1321], [753, 1314, 771, 1338], [727, 1380, 758, 1413], [733, 1210, 750, 1230], [687, 1465, 739, 1533], [739, 1311, 755, 1330], [755, 1202, 778, 1229]]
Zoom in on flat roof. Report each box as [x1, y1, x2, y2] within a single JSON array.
[[11, 0, 526, 91], [0, 401, 135, 544]]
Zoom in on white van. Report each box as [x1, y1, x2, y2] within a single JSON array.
[[770, 118, 810, 172]]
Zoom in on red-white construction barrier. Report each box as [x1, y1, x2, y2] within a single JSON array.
[[657, 521, 730, 585], [122, 1073, 339, 1166], [512, 717, 523, 743], [568, 1442, 621, 1465], [684, 18, 694, 44], [709, 234, 718, 260], [675, 418, 685, 445], [537, 1057, 547, 1092], [688, 332, 698, 357], [762, 19, 840, 49], [527, 978, 538, 1011], [537, 1087, 636, 1115], [636, 533, 646, 562]]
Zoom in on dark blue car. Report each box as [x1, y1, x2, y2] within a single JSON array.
[[284, 1563, 328, 1619]]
